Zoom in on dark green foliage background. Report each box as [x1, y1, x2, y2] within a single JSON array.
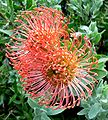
[[0, 0, 108, 120]]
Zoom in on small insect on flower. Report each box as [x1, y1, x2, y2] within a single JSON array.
[[6, 7, 98, 110]]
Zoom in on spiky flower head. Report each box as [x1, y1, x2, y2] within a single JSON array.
[[6, 7, 98, 109]]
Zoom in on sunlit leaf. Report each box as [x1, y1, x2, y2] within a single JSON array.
[[0, 29, 13, 36]]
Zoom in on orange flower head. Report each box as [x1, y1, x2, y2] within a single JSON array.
[[6, 7, 98, 109]]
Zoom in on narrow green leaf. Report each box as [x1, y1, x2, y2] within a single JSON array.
[[92, 69, 107, 80], [0, 94, 4, 105], [7, 0, 14, 21], [27, 98, 39, 109], [43, 107, 65, 116], [88, 103, 101, 119], [8, 94, 17, 104], [81, 100, 90, 108], [95, 33, 101, 43], [0, 29, 13, 36], [77, 108, 89, 115]]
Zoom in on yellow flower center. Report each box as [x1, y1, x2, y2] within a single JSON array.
[[45, 48, 78, 86]]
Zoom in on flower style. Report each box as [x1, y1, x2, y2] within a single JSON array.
[[6, 7, 98, 109]]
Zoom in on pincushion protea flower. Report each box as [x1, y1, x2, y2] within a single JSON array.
[[6, 7, 98, 109]]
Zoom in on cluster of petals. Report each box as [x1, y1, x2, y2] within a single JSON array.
[[6, 7, 98, 109]]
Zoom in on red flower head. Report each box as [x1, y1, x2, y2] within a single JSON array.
[[6, 7, 98, 109]]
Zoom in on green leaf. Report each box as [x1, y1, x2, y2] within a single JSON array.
[[54, 5, 61, 10], [8, 94, 17, 104], [79, 25, 89, 33], [34, 108, 41, 116], [94, 55, 108, 70], [81, 100, 90, 108], [98, 57, 108, 63], [102, 85, 108, 98], [79, 21, 102, 44], [25, 0, 33, 9], [28, 98, 64, 115], [0, 29, 13, 36], [7, 0, 13, 10], [43, 107, 65, 116], [94, 33, 101, 44], [77, 108, 89, 115], [33, 113, 51, 120], [27, 98, 39, 109], [7, 0, 14, 21], [88, 103, 101, 119], [33, 108, 51, 120], [41, 112, 51, 120], [89, 22, 98, 32], [97, 62, 106, 70], [13, 99, 22, 104], [0, 94, 4, 105], [92, 69, 107, 80]]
